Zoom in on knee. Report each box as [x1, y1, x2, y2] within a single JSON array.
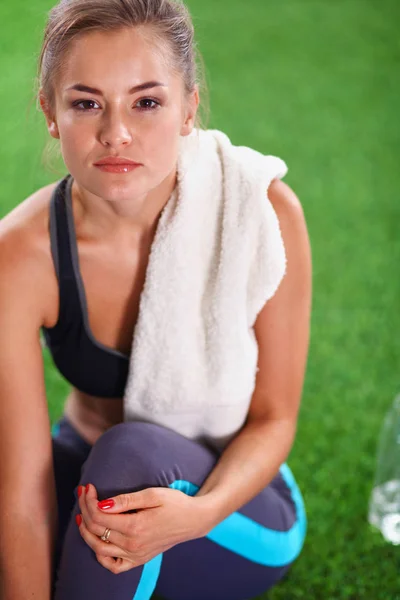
[[92, 420, 173, 462], [78, 421, 173, 498]]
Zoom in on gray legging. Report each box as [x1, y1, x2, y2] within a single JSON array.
[[51, 415, 307, 600]]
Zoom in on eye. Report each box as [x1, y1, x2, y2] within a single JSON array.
[[136, 98, 160, 111], [72, 99, 99, 111], [71, 98, 161, 112]]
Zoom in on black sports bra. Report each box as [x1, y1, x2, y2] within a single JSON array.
[[41, 174, 130, 398]]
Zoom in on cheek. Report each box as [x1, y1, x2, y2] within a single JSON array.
[[57, 126, 93, 180], [144, 116, 182, 166], [58, 109, 183, 170], [58, 118, 95, 166], [58, 116, 87, 148]]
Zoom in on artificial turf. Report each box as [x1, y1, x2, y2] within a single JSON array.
[[0, 0, 399, 598]]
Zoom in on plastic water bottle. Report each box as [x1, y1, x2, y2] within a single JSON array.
[[368, 394, 400, 545]]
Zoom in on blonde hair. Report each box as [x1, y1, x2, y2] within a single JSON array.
[[34, 0, 209, 173]]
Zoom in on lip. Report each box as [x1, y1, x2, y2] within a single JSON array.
[[95, 163, 141, 174], [94, 156, 142, 166]]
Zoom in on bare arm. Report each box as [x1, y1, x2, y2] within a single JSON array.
[[195, 179, 312, 527], [0, 227, 57, 599]]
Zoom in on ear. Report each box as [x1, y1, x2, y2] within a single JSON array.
[[39, 90, 60, 140], [180, 84, 200, 136]]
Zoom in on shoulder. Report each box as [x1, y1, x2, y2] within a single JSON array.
[[267, 177, 310, 257], [0, 181, 57, 264], [267, 177, 305, 222], [0, 180, 57, 235], [0, 182, 59, 327]]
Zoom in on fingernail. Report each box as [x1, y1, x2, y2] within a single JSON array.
[[85, 484, 90, 494], [98, 499, 115, 510], [75, 514, 82, 526], [78, 486, 83, 498]]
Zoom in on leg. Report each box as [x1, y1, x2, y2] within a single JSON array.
[[54, 422, 306, 600], [51, 415, 92, 592], [156, 462, 305, 600]]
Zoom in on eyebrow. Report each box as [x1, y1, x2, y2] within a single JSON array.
[[65, 81, 167, 95]]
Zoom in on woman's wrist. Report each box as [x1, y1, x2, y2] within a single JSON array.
[[191, 492, 223, 537]]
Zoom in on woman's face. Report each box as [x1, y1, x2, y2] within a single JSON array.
[[41, 27, 198, 203]]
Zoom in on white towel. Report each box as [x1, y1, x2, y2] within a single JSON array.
[[123, 128, 288, 451]]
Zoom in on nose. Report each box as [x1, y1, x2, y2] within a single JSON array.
[[99, 106, 133, 148]]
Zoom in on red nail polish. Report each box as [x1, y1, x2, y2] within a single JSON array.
[[85, 484, 90, 494], [75, 514, 82, 526], [78, 486, 83, 498], [98, 499, 115, 510]]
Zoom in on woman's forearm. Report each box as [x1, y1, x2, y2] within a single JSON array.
[[0, 509, 57, 599], [194, 418, 297, 531]]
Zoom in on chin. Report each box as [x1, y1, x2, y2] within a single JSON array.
[[93, 170, 148, 199]]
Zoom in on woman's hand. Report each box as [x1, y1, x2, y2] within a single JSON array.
[[76, 483, 209, 574]]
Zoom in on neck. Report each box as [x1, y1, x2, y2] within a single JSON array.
[[70, 169, 178, 243]]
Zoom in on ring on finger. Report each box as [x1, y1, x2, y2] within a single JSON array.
[[100, 527, 111, 543]]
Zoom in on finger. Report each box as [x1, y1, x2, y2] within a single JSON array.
[[96, 554, 138, 574], [78, 515, 127, 559], [97, 487, 164, 515], [81, 484, 136, 541], [79, 484, 98, 535], [77, 503, 133, 551]]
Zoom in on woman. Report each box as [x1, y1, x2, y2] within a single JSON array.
[[0, 0, 312, 598]]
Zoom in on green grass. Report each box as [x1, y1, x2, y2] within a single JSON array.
[[1, 0, 400, 598]]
